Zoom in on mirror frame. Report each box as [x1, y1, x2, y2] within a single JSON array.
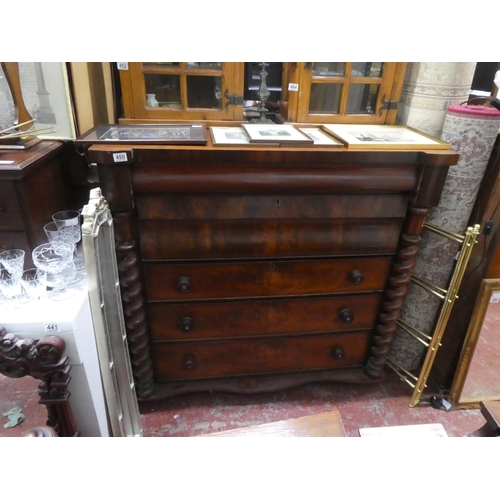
[[449, 278, 500, 409]]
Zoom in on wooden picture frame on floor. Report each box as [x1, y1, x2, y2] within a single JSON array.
[[448, 278, 500, 408]]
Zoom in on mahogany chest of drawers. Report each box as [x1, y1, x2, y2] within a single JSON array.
[[88, 143, 458, 399]]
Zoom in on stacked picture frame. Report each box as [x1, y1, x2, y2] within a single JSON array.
[[210, 123, 451, 149], [75, 123, 452, 150]]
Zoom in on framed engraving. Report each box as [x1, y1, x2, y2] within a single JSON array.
[[211, 126, 252, 146], [241, 123, 314, 145], [75, 123, 208, 146], [321, 124, 450, 150]]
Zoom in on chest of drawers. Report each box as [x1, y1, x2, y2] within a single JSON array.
[[0, 141, 68, 268], [88, 143, 458, 399]]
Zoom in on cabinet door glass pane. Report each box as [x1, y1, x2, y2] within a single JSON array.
[[185, 62, 222, 70], [346, 84, 379, 114], [312, 63, 345, 76], [309, 83, 342, 113], [186, 76, 222, 109], [144, 74, 181, 108], [351, 63, 383, 77]]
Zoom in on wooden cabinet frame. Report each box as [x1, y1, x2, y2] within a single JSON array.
[[279, 62, 407, 125], [119, 62, 244, 123]]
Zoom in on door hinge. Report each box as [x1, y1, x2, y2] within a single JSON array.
[[379, 94, 399, 116], [224, 89, 244, 111]]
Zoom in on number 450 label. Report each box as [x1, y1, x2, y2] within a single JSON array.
[[113, 152, 128, 163]]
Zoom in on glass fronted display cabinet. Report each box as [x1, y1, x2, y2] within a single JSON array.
[[119, 62, 244, 122], [278, 62, 407, 124], [117, 62, 407, 125]]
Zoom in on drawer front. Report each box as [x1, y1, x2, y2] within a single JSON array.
[[153, 331, 371, 380], [140, 219, 403, 260], [136, 194, 408, 220], [0, 182, 23, 231], [149, 294, 382, 341], [144, 256, 393, 301]]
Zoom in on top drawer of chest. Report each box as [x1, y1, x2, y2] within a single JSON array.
[[137, 194, 407, 260]]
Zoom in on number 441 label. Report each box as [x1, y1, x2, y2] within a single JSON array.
[[44, 323, 60, 332]]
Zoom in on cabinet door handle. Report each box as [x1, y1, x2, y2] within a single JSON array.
[[349, 270, 364, 284], [178, 317, 195, 333], [182, 355, 196, 370], [176, 276, 192, 293], [339, 309, 354, 324], [331, 346, 345, 359]]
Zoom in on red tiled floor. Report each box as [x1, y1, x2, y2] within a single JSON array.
[[0, 369, 488, 437], [137, 370, 486, 437], [0, 373, 47, 437]]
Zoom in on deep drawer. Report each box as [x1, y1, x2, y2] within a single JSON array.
[[140, 218, 402, 260], [153, 331, 371, 380], [143, 256, 393, 301], [0, 182, 23, 231], [136, 194, 408, 220], [149, 293, 382, 341]]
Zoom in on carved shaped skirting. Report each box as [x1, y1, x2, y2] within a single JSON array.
[[365, 208, 431, 378], [0, 325, 79, 437]]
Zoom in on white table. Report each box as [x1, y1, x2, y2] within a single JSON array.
[[1, 280, 110, 437]]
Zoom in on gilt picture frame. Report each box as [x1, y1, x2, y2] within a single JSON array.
[[448, 278, 500, 409], [321, 124, 451, 150]]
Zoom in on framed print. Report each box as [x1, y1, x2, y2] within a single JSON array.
[[21, 62, 77, 140], [75, 123, 208, 146], [210, 126, 279, 147], [321, 124, 451, 150], [298, 127, 344, 147], [210, 126, 249, 146], [241, 123, 314, 145]]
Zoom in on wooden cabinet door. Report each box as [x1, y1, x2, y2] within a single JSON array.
[[281, 62, 406, 124], [119, 62, 244, 122]]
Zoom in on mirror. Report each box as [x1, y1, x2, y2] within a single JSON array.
[[449, 279, 500, 408]]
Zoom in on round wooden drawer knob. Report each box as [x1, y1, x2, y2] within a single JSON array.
[[331, 346, 345, 359], [176, 276, 192, 293], [178, 317, 195, 333], [182, 355, 196, 370], [339, 309, 354, 324], [349, 270, 364, 284]]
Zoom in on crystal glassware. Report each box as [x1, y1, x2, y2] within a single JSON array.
[[32, 242, 76, 301], [0, 249, 25, 279], [0, 268, 28, 307], [44, 220, 82, 284], [21, 268, 47, 301], [52, 210, 84, 271]]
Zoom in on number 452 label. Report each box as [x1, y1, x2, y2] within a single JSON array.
[[113, 152, 128, 163]]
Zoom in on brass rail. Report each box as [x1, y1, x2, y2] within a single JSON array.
[[386, 223, 481, 407]]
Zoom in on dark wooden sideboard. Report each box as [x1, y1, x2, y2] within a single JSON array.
[[87, 143, 458, 399], [0, 141, 68, 268]]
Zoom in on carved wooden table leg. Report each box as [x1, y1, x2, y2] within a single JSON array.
[[0, 325, 80, 437], [114, 212, 155, 398], [366, 207, 431, 378]]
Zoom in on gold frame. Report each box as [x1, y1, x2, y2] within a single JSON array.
[[448, 278, 500, 409], [320, 124, 451, 150]]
